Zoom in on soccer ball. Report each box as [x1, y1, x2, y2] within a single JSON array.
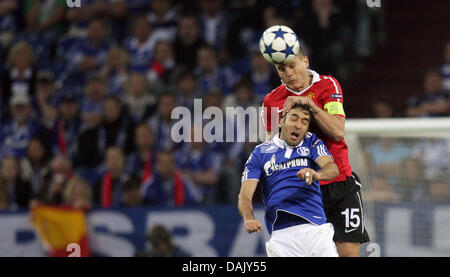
[[259, 25, 300, 64]]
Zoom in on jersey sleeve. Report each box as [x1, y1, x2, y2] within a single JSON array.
[[262, 95, 280, 132], [321, 76, 346, 118], [262, 97, 272, 132], [312, 139, 333, 162], [241, 149, 262, 182]]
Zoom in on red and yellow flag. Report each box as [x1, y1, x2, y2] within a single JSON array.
[[31, 204, 91, 257]]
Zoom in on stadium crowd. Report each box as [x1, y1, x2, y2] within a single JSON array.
[[0, 0, 447, 211]]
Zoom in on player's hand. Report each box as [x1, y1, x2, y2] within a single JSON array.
[[297, 168, 320, 185], [244, 219, 262, 233], [282, 96, 312, 117]]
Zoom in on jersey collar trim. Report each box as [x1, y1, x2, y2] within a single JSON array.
[[273, 134, 304, 149], [282, 69, 321, 95]]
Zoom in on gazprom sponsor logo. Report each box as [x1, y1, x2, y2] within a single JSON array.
[[263, 155, 308, 176]]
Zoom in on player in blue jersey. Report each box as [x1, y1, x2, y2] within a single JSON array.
[[238, 103, 339, 257]]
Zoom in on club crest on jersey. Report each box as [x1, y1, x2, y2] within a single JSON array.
[[297, 147, 310, 156], [263, 154, 308, 176], [305, 91, 315, 99]]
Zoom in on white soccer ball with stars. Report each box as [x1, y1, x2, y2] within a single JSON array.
[[259, 25, 300, 64]]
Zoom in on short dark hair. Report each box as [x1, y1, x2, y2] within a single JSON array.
[[281, 103, 311, 120], [279, 103, 312, 133]]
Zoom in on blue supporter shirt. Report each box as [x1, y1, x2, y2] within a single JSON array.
[[0, 119, 43, 158], [242, 133, 332, 235]]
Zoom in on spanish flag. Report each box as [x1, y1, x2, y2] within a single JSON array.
[[31, 205, 91, 257]]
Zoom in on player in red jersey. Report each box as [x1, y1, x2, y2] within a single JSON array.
[[262, 46, 370, 257]]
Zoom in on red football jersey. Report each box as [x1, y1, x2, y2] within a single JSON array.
[[262, 70, 352, 185]]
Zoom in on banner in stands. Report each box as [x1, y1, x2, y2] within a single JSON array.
[[0, 204, 448, 257]]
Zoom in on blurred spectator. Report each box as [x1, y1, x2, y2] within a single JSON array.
[[428, 173, 449, 202], [440, 41, 450, 91], [141, 151, 202, 206], [412, 138, 450, 180], [106, 0, 129, 42], [295, 0, 348, 76], [148, 40, 176, 84], [199, 0, 229, 56], [34, 70, 58, 128], [80, 75, 107, 130], [95, 146, 129, 208], [63, 175, 93, 210], [124, 15, 170, 72], [246, 50, 279, 103], [365, 176, 400, 203], [222, 78, 260, 203], [65, 0, 111, 38], [223, 77, 258, 108], [148, 92, 178, 151], [0, 0, 18, 50], [406, 69, 450, 117], [38, 155, 74, 205], [147, 0, 178, 41], [1, 41, 37, 118], [262, 5, 289, 29], [173, 67, 199, 111], [175, 127, 219, 204], [99, 45, 130, 96], [0, 178, 9, 210], [399, 158, 428, 202], [0, 155, 32, 210], [124, 72, 157, 123], [355, 0, 386, 58], [194, 45, 238, 95], [19, 137, 51, 195], [126, 124, 155, 184], [51, 91, 82, 159], [128, 0, 151, 15], [135, 224, 189, 257], [0, 93, 46, 159], [365, 137, 410, 178], [76, 96, 135, 168], [69, 17, 112, 82], [25, 0, 66, 43], [173, 14, 206, 67], [371, 99, 395, 118], [225, 0, 263, 60], [122, 175, 143, 207]]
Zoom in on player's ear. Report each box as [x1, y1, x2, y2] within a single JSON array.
[[279, 115, 285, 128], [303, 55, 309, 68]]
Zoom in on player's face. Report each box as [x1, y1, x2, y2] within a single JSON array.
[[275, 55, 310, 91], [279, 108, 310, 146]]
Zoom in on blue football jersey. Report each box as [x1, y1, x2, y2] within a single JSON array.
[[242, 132, 333, 235]]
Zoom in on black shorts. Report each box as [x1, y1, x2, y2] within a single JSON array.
[[320, 172, 370, 244]]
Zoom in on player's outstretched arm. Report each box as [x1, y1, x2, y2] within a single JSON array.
[[297, 156, 338, 185], [283, 96, 345, 141], [238, 179, 262, 233], [315, 156, 339, 181]]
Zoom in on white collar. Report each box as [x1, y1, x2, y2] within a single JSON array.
[[282, 69, 321, 95], [273, 134, 304, 149]]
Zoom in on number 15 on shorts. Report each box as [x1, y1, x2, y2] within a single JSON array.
[[341, 208, 360, 232]]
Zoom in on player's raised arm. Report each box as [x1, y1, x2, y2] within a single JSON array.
[[238, 179, 262, 233], [297, 156, 338, 185], [315, 155, 339, 181], [283, 96, 345, 142]]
